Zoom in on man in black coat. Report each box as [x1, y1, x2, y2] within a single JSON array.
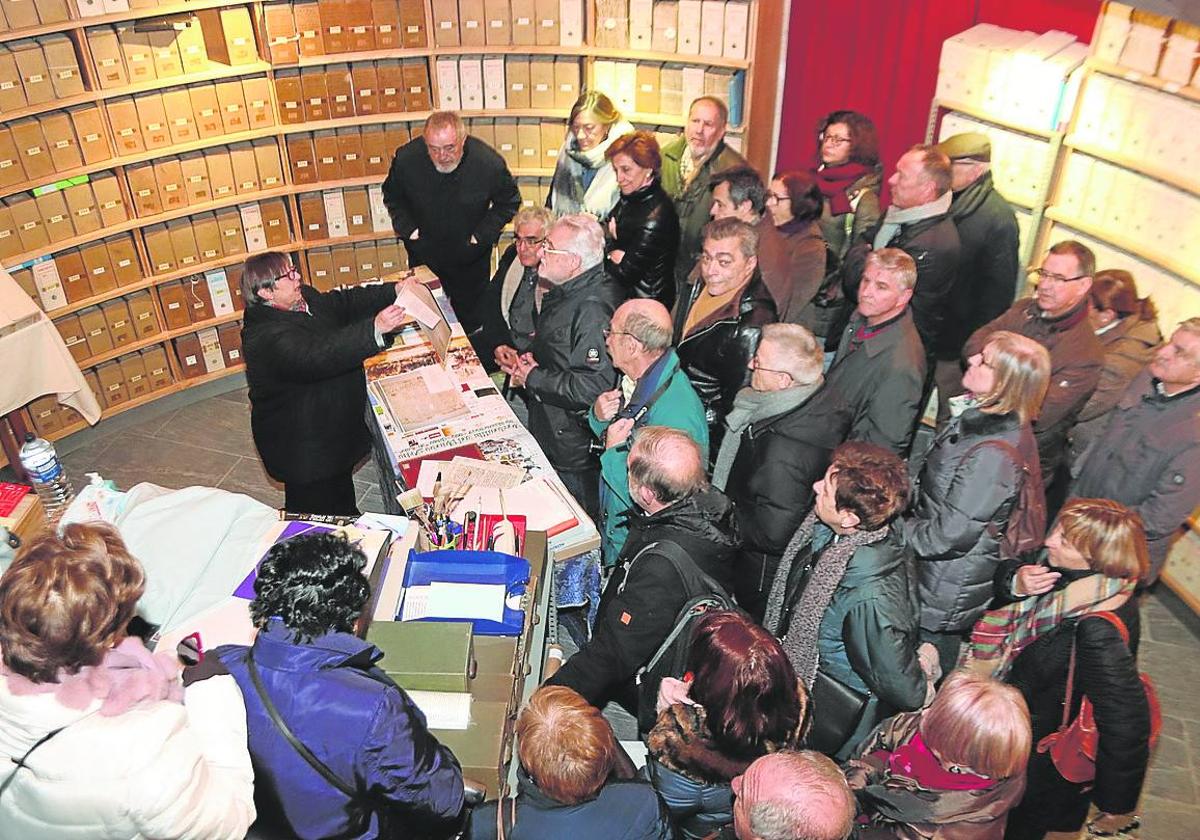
[[547, 427, 738, 715], [714, 323, 852, 621], [504, 214, 622, 521], [843, 144, 961, 353], [381, 111, 520, 332], [240, 252, 407, 515], [931, 133, 1020, 422]]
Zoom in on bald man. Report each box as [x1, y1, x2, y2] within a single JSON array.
[[547, 426, 737, 717], [730, 752, 855, 840], [591, 299, 710, 564]]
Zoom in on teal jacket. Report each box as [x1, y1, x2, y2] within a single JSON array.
[[589, 349, 709, 564]]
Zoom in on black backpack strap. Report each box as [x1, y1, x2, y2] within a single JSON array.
[[644, 539, 729, 599], [247, 649, 360, 801]]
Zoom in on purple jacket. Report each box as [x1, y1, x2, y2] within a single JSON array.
[[202, 621, 464, 839]]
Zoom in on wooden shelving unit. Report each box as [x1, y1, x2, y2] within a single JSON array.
[[3, 0, 783, 441]]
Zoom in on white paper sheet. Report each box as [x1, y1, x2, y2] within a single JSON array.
[[428, 581, 506, 623], [407, 690, 472, 730]]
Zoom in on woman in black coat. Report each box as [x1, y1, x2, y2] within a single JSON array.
[[902, 331, 1050, 674], [604, 130, 680, 309], [961, 498, 1152, 840]]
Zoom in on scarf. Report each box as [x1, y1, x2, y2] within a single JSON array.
[[874, 731, 993, 792], [1, 636, 184, 717], [765, 510, 890, 688], [711, 379, 823, 490], [813, 162, 874, 215], [958, 572, 1134, 679], [872, 191, 952, 250], [551, 120, 634, 220]]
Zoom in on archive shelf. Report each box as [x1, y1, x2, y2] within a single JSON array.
[[1063, 137, 1200, 198], [929, 98, 1059, 140], [4, 0, 782, 443], [1043, 208, 1200, 287], [1088, 58, 1200, 106]]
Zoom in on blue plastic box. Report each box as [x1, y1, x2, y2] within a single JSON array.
[[399, 549, 531, 636]]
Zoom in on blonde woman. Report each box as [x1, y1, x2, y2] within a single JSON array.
[[902, 331, 1051, 673], [548, 91, 634, 222], [846, 670, 1031, 839], [966, 499, 1151, 840]]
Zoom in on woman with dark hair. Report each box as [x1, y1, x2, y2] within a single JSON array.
[[0, 523, 255, 838], [199, 532, 465, 840], [644, 611, 808, 839], [903, 331, 1051, 674], [549, 91, 635, 222], [961, 499, 1152, 840], [846, 670, 1031, 839], [469, 685, 671, 839], [1070, 269, 1162, 466], [759, 170, 828, 324], [605, 130, 681, 309], [798, 111, 883, 347]]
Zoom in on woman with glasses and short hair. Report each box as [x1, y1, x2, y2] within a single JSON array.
[[241, 251, 408, 515], [760, 170, 829, 324], [549, 91, 635, 223]]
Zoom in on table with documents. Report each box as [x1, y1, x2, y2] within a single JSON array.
[[362, 268, 604, 650]]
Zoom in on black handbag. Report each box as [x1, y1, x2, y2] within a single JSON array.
[[807, 670, 871, 756]]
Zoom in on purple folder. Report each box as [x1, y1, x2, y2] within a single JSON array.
[[234, 522, 334, 599]]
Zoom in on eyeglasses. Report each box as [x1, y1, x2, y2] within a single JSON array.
[[750, 357, 793, 380], [539, 241, 573, 257], [820, 133, 852, 147], [276, 266, 301, 283], [765, 193, 791, 204], [602, 327, 642, 343], [1028, 267, 1089, 284], [515, 235, 546, 247]]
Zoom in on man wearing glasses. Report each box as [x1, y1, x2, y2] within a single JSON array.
[[964, 241, 1103, 502], [501, 215, 622, 520], [472, 206, 553, 379], [381, 111, 520, 332]]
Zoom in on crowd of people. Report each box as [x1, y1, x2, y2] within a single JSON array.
[[1, 95, 1197, 840]]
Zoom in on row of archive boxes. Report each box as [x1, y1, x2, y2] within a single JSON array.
[[473, 120, 564, 171], [106, 78, 275, 156], [142, 201, 293, 274], [275, 61, 431, 123], [0, 106, 111, 191], [298, 187, 392, 240], [286, 125, 406, 183], [124, 141, 285, 218], [307, 240, 408, 290], [56, 291, 158, 363], [427, 0, 584, 48], [593, 60, 745, 122], [1, 177, 129, 257], [593, 0, 749, 58], [435, 56, 580, 111], [7, 233, 140, 309], [175, 324, 243, 379], [0, 0, 71, 31], [264, 0, 428, 60], [0, 36, 84, 112]]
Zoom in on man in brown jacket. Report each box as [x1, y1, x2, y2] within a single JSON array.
[[963, 240, 1103, 497]]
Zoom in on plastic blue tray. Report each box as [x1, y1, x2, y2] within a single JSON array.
[[399, 548, 531, 636]]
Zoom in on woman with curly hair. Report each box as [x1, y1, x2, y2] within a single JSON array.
[[644, 610, 808, 839], [195, 531, 466, 839], [0, 523, 255, 838]]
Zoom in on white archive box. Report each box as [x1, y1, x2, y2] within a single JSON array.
[[436, 59, 461, 110]]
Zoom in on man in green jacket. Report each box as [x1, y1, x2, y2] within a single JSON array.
[[590, 299, 709, 565], [661, 97, 747, 301]]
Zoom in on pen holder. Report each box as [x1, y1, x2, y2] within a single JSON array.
[[416, 520, 463, 552]]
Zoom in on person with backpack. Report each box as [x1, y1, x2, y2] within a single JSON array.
[[644, 611, 808, 840], [546, 426, 738, 718], [960, 499, 1154, 840], [190, 531, 466, 840], [901, 331, 1050, 675]]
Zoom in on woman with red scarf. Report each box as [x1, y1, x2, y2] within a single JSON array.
[[844, 670, 1031, 840], [798, 110, 883, 349]]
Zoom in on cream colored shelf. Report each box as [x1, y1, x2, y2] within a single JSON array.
[[1064, 136, 1200, 197], [1044, 208, 1200, 286], [0, 125, 282, 202], [0, 61, 273, 126], [1088, 58, 1200, 106], [933, 98, 1058, 140]]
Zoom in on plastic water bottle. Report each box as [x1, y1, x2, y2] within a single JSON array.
[[18, 433, 75, 520]]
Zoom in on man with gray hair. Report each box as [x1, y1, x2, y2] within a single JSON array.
[[547, 426, 737, 717], [825, 248, 926, 454], [1073, 318, 1200, 583], [728, 752, 855, 840], [590, 298, 709, 564], [381, 111, 520, 331], [504, 214, 622, 519], [716, 323, 852, 621]]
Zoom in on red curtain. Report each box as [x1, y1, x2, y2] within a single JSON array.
[[776, 0, 1100, 196]]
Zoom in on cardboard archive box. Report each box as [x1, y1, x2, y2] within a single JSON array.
[[313, 129, 341, 181], [40, 112, 83, 172], [287, 134, 318, 185], [54, 249, 90, 303], [142, 223, 176, 274], [215, 80, 248, 134], [243, 76, 275, 128], [157, 280, 190, 329], [274, 70, 304, 124], [43, 34, 84, 98], [100, 298, 135, 347], [293, 1, 324, 57], [55, 314, 89, 363], [8, 118, 51, 181], [35, 190, 72, 244], [126, 290, 159, 338], [264, 2, 300, 64], [153, 158, 188, 212], [77, 305, 112, 357], [173, 332, 205, 379], [69, 106, 112, 165], [95, 360, 129, 407], [120, 352, 151, 399], [90, 173, 127, 228], [179, 152, 211, 204], [106, 97, 145, 155], [161, 88, 198, 144], [142, 345, 173, 390], [88, 27, 129, 89], [326, 63, 354, 119], [217, 322, 243, 367], [196, 8, 258, 66], [188, 84, 224, 138], [215, 206, 246, 256], [192, 211, 223, 261], [63, 182, 101, 237]]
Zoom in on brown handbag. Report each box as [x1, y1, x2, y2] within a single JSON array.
[[1036, 611, 1161, 784]]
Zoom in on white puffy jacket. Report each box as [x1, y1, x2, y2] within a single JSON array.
[[0, 673, 255, 839]]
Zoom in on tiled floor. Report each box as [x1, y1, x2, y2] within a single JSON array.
[[8, 379, 1200, 837]]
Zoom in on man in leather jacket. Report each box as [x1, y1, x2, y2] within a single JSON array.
[[504, 214, 622, 520], [673, 217, 777, 457]]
